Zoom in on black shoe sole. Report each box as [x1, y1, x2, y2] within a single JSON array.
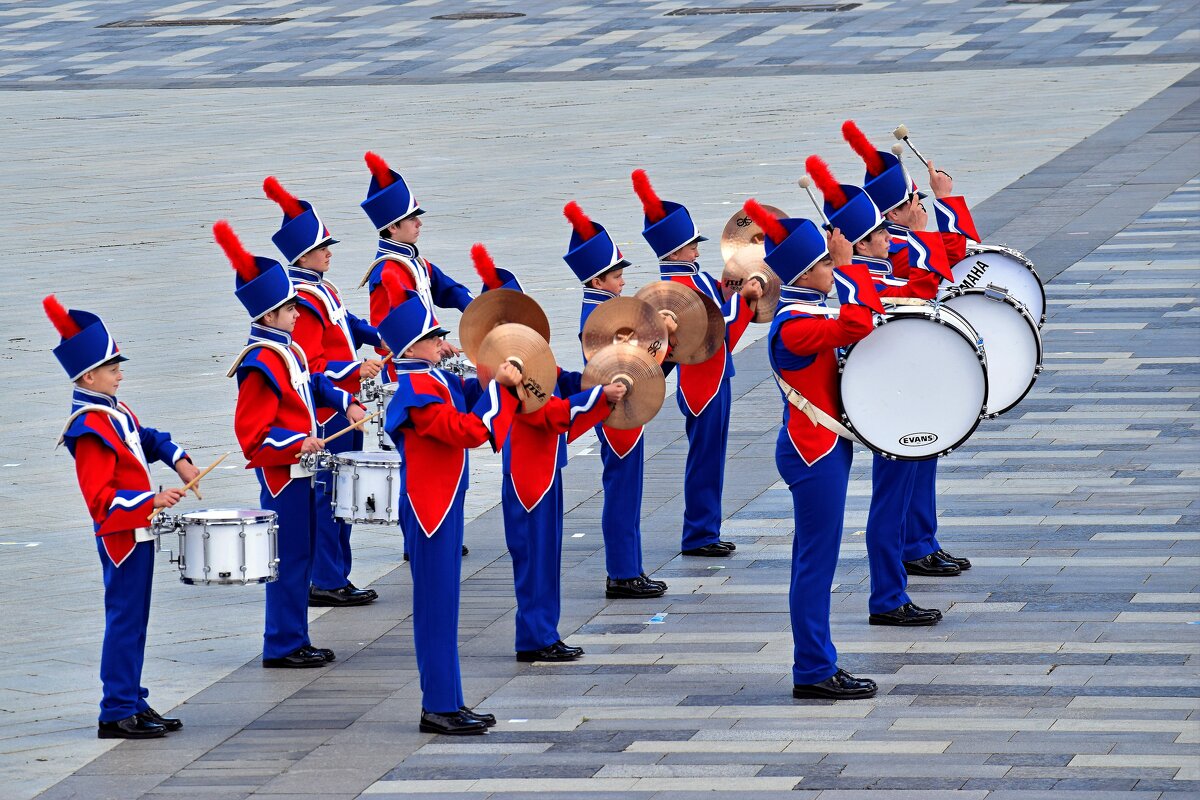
[[680, 549, 733, 558], [792, 686, 878, 700], [903, 567, 961, 577], [262, 659, 328, 668], [868, 615, 941, 627], [605, 589, 666, 599], [515, 652, 583, 663], [419, 722, 488, 735], [307, 596, 375, 608], [98, 729, 166, 740]]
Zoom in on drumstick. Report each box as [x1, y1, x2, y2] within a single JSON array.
[[322, 409, 383, 446], [148, 452, 231, 522], [892, 126, 952, 180], [797, 176, 833, 230]]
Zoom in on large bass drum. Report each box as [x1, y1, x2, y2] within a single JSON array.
[[949, 244, 1046, 327], [839, 303, 988, 460]]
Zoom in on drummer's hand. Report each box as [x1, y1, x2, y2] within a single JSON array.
[[301, 436, 324, 454], [439, 340, 462, 360], [359, 359, 385, 380], [928, 160, 953, 198], [657, 309, 679, 335], [603, 382, 627, 403], [911, 196, 929, 231], [495, 361, 522, 388], [740, 277, 764, 303], [346, 404, 366, 425], [827, 228, 853, 266], [175, 459, 200, 486], [153, 487, 186, 509]]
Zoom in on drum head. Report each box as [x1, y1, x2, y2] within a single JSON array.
[[334, 450, 402, 467], [179, 508, 276, 524], [942, 292, 1042, 417], [951, 249, 1045, 325], [841, 312, 987, 459]]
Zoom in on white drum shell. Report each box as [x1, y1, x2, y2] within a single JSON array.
[[373, 382, 398, 450], [941, 288, 1043, 417], [332, 451, 403, 525], [951, 245, 1046, 326], [174, 509, 278, 585]]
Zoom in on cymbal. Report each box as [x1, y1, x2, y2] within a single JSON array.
[[459, 289, 551, 365], [475, 323, 557, 414], [581, 296, 669, 365], [720, 203, 787, 264], [722, 248, 782, 324], [635, 281, 723, 365], [581, 343, 666, 430]]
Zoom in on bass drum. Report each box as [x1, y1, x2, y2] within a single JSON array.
[[949, 244, 1046, 327], [839, 303, 988, 460], [940, 285, 1043, 418]]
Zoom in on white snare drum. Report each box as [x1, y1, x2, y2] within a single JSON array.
[[372, 382, 398, 450], [839, 303, 988, 460], [332, 450, 403, 525], [155, 509, 278, 585], [940, 285, 1043, 418], [950, 244, 1046, 327]]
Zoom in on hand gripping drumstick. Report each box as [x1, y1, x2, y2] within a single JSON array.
[[148, 451, 231, 522], [797, 175, 833, 230], [321, 408, 384, 448]]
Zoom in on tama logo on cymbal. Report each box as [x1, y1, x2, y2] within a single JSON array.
[[899, 432, 938, 446]]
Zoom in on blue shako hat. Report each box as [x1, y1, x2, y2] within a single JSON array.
[[741, 200, 829, 285], [562, 201, 630, 284], [263, 176, 339, 265], [214, 221, 297, 320], [376, 269, 449, 357], [471, 243, 524, 294], [361, 151, 423, 232], [632, 169, 708, 260], [805, 155, 883, 244], [43, 296, 128, 381], [842, 120, 914, 215]]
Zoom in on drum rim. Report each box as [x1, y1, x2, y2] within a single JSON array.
[[332, 451, 403, 466], [181, 574, 276, 586], [177, 508, 277, 524], [960, 244, 1047, 328]]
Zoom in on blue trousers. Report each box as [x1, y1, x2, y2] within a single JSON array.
[[312, 413, 362, 590], [598, 428, 644, 581], [259, 476, 316, 660], [402, 482, 466, 714], [777, 436, 852, 686], [902, 457, 942, 562], [502, 474, 564, 652], [678, 380, 732, 552], [97, 538, 154, 722], [865, 454, 916, 614]]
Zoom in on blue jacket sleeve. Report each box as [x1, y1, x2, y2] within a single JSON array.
[[310, 373, 353, 414], [139, 425, 188, 467], [427, 260, 474, 312], [348, 311, 382, 349]]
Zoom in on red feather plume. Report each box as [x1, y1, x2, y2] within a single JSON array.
[[631, 169, 667, 223], [43, 294, 81, 339], [364, 151, 395, 189], [841, 120, 886, 177], [471, 243, 503, 291], [742, 199, 789, 246], [381, 263, 407, 308], [563, 201, 598, 240], [212, 221, 259, 283], [262, 176, 305, 219], [805, 156, 849, 210]]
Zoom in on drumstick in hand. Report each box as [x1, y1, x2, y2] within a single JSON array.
[[322, 409, 383, 447], [149, 452, 231, 522]]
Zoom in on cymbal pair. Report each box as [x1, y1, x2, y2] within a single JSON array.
[[720, 205, 785, 323], [461, 290, 556, 413]]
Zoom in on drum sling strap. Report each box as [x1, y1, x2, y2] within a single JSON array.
[[773, 303, 863, 446]]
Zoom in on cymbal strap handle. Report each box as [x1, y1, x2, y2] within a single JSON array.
[[612, 373, 633, 391], [505, 356, 525, 374]]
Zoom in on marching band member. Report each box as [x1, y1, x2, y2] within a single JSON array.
[[377, 266, 520, 735], [746, 198, 882, 699], [632, 169, 760, 558], [471, 245, 620, 662], [263, 176, 385, 608], [49, 296, 198, 739], [216, 222, 365, 669], [563, 201, 668, 600]]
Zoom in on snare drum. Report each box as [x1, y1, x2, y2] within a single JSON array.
[[331, 450, 403, 525], [154, 509, 278, 585], [940, 285, 1043, 417], [839, 303, 988, 460], [949, 244, 1046, 327], [371, 382, 398, 450]]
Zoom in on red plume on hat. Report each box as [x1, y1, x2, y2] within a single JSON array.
[[742, 199, 788, 246], [841, 120, 886, 177], [805, 156, 849, 210], [380, 263, 408, 308], [263, 176, 306, 219], [471, 243, 503, 291], [213, 221, 259, 283], [563, 201, 599, 241], [631, 169, 667, 223], [364, 151, 395, 189], [43, 294, 82, 338]]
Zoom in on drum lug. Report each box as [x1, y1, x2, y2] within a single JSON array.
[[983, 283, 1009, 302]]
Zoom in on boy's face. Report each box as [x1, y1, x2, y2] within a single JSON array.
[[667, 241, 700, 263], [854, 226, 892, 260], [794, 256, 835, 296], [590, 268, 625, 296], [404, 334, 443, 363], [79, 361, 123, 397], [296, 245, 332, 273], [389, 216, 422, 244], [261, 302, 300, 334]]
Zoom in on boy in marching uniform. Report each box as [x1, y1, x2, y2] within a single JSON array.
[[471, 244, 623, 662], [215, 222, 366, 669], [47, 295, 198, 738], [263, 176, 386, 608], [377, 266, 521, 735], [742, 199, 882, 700], [563, 201, 668, 600], [631, 169, 761, 558]]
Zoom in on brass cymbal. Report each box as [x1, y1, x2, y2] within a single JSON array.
[[581, 343, 666, 430], [581, 296, 669, 365], [459, 289, 551, 365], [720, 203, 787, 264], [475, 323, 557, 414], [635, 281, 724, 365], [722, 248, 782, 324]]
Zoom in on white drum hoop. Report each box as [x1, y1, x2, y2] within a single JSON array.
[[154, 508, 279, 586], [331, 451, 403, 525], [958, 243, 1047, 328]]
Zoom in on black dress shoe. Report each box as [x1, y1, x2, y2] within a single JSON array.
[[681, 543, 734, 558], [934, 549, 971, 570], [869, 602, 942, 627], [308, 586, 375, 607], [137, 706, 182, 732], [516, 641, 584, 662], [460, 706, 496, 727], [714, 540, 737, 551], [903, 553, 962, 577], [641, 573, 668, 591], [403, 551, 409, 562], [605, 575, 666, 599], [301, 645, 336, 662], [419, 709, 488, 735], [98, 715, 166, 739], [345, 582, 379, 601], [462, 544, 469, 557], [263, 647, 329, 669], [793, 669, 877, 700]]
